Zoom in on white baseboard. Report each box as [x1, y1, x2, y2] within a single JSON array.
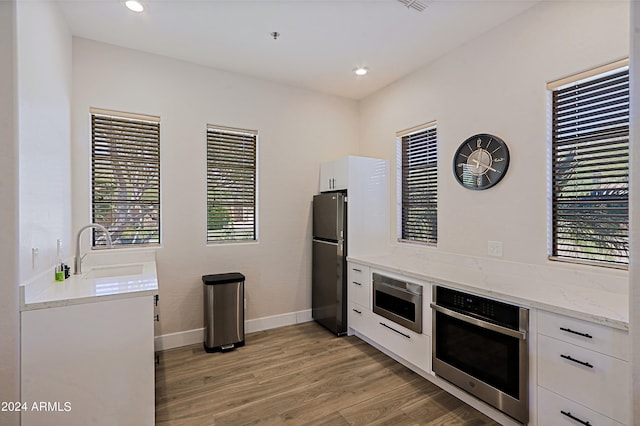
[[155, 309, 313, 351]]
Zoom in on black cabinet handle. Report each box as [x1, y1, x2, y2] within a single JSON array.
[[353, 268, 362, 272], [561, 354, 593, 369], [352, 308, 362, 314], [154, 314, 160, 322], [560, 327, 593, 339], [380, 322, 410, 339], [560, 410, 591, 426], [154, 294, 159, 306], [353, 281, 362, 286]]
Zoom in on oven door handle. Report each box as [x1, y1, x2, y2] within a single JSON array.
[[430, 304, 527, 340]]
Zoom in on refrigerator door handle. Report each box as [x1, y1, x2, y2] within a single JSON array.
[[312, 239, 338, 246], [312, 239, 344, 256]]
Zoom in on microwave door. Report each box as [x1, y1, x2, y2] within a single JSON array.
[[313, 193, 345, 241]]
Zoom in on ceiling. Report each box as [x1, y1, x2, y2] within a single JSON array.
[[58, 0, 539, 100]]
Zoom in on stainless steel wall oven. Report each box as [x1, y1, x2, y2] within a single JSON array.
[[431, 286, 529, 424], [372, 273, 422, 333]]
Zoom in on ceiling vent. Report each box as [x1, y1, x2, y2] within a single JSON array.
[[397, 0, 428, 12]]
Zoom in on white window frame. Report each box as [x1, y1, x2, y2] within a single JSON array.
[[206, 124, 258, 244], [547, 59, 629, 268], [396, 121, 438, 245], [90, 108, 161, 248]]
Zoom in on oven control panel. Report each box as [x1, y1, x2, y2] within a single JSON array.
[[434, 286, 521, 330]]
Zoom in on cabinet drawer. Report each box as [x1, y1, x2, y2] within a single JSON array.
[[538, 310, 629, 360], [348, 302, 370, 335], [538, 334, 629, 424], [538, 386, 625, 426], [347, 263, 370, 308], [368, 312, 430, 372]]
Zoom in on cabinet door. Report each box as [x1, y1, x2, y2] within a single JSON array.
[[21, 296, 155, 426], [538, 334, 629, 425], [368, 312, 430, 372], [538, 309, 629, 360], [319, 157, 349, 192], [319, 161, 334, 192], [347, 263, 370, 308], [538, 386, 624, 426], [331, 156, 349, 191], [348, 302, 369, 335]]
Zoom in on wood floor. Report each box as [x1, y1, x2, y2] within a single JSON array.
[[155, 321, 500, 425]]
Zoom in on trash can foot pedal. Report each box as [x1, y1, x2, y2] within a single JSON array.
[[221, 343, 235, 352]]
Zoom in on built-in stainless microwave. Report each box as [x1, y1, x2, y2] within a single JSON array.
[[372, 273, 422, 333]]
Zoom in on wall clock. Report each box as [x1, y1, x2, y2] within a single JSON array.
[[453, 133, 509, 190]]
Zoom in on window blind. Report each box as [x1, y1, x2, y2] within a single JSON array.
[[400, 125, 438, 244], [207, 126, 257, 242], [551, 67, 629, 267], [91, 112, 161, 246]]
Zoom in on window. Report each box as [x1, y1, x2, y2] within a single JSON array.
[[207, 125, 257, 242], [91, 108, 161, 246], [398, 122, 438, 244], [549, 62, 629, 267]]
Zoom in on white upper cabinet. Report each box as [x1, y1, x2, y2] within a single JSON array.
[[319, 156, 349, 192], [319, 156, 389, 257]]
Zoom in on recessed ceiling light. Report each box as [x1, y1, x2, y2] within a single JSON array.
[[354, 67, 368, 76], [125, 0, 144, 12]]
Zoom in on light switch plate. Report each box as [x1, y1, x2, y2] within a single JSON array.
[[488, 241, 503, 257]]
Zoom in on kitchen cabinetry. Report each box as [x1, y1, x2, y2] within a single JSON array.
[[21, 295, 156, 426], [319, 156, 349, 191], [347, 261, 371, 336], [320, 156, 389, 257], [365, 311, 430, 372], [347, 262, 431, 373], [348, 262, 371, 309], [537, 310, 630, 426]]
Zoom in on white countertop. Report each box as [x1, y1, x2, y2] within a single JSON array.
[[20, 250, 158, 311], [349, 248, 629, 330]]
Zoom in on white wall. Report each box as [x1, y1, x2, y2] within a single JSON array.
[[17, 0, 72, 281], [358, 1, 629, 286], [0, 2, 72, 424], [629, 1, 639, 423], [72, 39, 360, 335], [0, 2, 20, 425]]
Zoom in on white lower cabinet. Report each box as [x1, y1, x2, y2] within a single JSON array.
[[367, 311, 431, 372], [348, 302, 369, 334], [348, 263, 371, 309], [347, 262, 431, 373], [349, 303, 430, 372], [538, 386, 625, 426], [537, 310, 629, 360], [21, 295, 156, 426], [537, 310, 630, 426]]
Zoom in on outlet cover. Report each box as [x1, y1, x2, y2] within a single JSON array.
[[488, 241, 503, 257]]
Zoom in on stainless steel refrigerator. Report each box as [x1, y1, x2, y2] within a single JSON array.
[[312, 192, 348, 336]]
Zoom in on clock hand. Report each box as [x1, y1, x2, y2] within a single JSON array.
[[472, 158, 498, 173], [472, 158, 482, 171]]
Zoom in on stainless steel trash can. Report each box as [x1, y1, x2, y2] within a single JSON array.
[[202, 272, 245, 352]]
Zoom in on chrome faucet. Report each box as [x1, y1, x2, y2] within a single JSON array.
[[74, 223, 113, 275]]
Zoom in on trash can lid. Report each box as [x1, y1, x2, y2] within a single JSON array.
[[202, 272, 245, 285]]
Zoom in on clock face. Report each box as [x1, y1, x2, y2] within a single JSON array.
[[453, 133, 509, 190]]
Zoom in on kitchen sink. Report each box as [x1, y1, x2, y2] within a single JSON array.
[[84, 264, 144, 279]]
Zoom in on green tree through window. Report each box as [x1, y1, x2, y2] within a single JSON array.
[[91, 111, 160, 246], [207, 126, 257, 242]]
